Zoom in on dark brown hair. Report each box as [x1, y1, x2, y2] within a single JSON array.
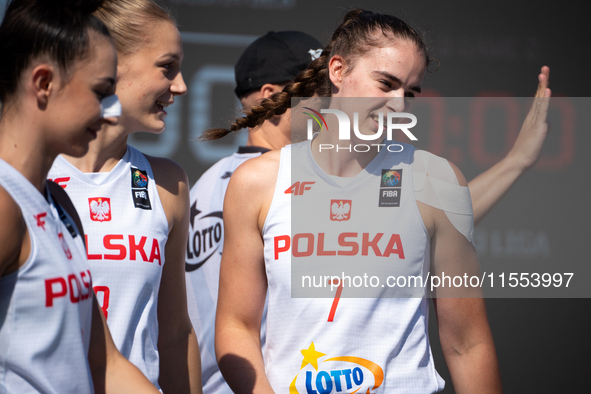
[[0, 0, 110, 108], [202, 9, 430, 141]]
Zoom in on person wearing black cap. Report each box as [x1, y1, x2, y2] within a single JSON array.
[[184, 31, 323, 394]]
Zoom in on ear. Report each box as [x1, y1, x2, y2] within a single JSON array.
[[260, 83, 285, 99], [31, 64, 55, 107], [328, 55, 345, 90]]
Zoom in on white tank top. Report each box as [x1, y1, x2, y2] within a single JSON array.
[[48, 146, 168, 388], [0, 159, 94, 394], [262, 142, 445, 393], [185, 147, 267, 394]]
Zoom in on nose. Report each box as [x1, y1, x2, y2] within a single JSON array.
[[386, 91, 406, 113], [101, 116, 119, 126], [171, 71, 187, 96]]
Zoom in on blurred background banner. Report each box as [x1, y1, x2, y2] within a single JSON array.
[[126, 0, 589, 181]]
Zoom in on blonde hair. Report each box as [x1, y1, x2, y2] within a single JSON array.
[[94, 0, 175, 56]]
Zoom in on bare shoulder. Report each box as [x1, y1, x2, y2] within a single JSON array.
[[0, 186, 27, 276], [144, 155, 189, 226], [225, 150, 281, 230], [228, 150, 281, 200], [144, 155, 189, 190]]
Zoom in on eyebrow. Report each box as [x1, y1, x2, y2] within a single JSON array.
[[373, 71, 422, 94], [158, 53, 182, 62]]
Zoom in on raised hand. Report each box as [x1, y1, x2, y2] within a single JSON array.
[[507, 66, 551, 171]]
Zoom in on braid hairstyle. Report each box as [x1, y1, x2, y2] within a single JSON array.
[[201, 9, 430, 141]]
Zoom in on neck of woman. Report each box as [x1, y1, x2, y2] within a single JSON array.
[[62, 123, 129, 173]]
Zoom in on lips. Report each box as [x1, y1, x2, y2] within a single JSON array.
[[156, 100, 173, 110], [370, 113, 386, 132]]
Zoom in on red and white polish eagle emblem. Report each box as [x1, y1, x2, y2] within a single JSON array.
[[89, 197, 111, 222], [330, 199, 351, 221]]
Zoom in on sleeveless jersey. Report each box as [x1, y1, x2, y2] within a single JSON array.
[[0, 159, 94, 394], [262, 142, 445, 393], [185, 146, 268, 394], [48, 146, 168, 388]]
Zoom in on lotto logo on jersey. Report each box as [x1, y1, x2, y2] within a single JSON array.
[[89, 197, 111, 222], [290, 342, 384, 393], [330, 200, 351, 221], [185, 199, 223, 272]]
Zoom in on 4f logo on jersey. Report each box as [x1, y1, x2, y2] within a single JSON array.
[[330, 200, 351, 221], [89, 197, 111, 222], [48, 177, 70, 189], [34, 212, 47, 230], [379, 169, 402, 207], [131, 168, 151, 210], [285, 181, 315, 196], [290, 342, 384, 394]]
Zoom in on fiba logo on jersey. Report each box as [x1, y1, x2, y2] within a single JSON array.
[[379, 169, 403, 207], [89, 197, 111, 222], [289, 342, 384, 394], [380, 170, 401, 187], [131, 168, 152, 210], [330, 200, 351, 221]]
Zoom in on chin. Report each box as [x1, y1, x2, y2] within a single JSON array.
[[150, 117, 167, 134]]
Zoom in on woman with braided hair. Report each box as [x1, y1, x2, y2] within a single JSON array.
[[213, 9, 549, 393]]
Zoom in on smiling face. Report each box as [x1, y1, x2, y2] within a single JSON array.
[[328, 38, 426, 136], [46, 30, 118, 157], [115, 20, 187, 134]]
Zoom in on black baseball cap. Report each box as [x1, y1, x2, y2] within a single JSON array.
[[234, 31, 323, 98]]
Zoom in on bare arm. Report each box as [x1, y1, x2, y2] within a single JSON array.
[[469, 66, 551, 224], [0, 186, 27, 277], [88, 295, 161, 394], [421, 162, 502, 393], [215, 153, 279, 394], [148, 156, 202, 394]]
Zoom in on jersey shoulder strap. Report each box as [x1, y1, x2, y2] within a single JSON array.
[[46, 180, 86, 245]]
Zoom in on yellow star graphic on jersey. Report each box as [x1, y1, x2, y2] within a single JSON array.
[[300, 342, 326, 371]]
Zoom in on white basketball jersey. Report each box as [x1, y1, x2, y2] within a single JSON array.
[[0, 159, 94, 394], [262, 142, 445, 393], [48, 146, 168, 388], [185, 147, 268, 394]]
